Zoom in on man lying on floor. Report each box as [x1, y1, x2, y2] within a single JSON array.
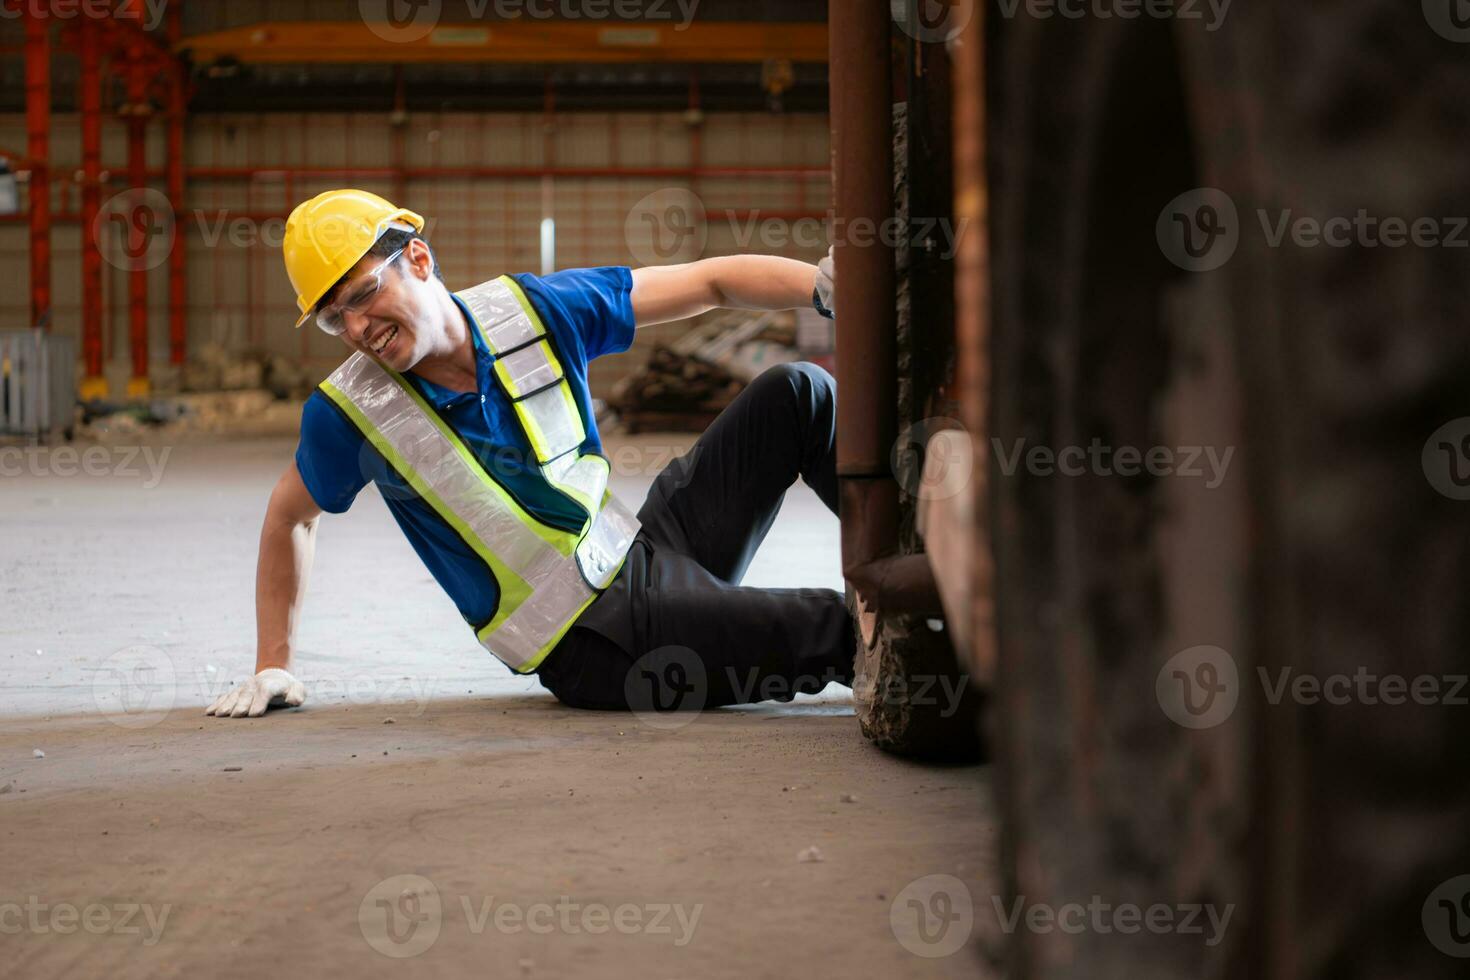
[[207, 189, 851, 718]]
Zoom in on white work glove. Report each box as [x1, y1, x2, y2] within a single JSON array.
[[815, 246, 836, 318], [206, 667, 306, 718]]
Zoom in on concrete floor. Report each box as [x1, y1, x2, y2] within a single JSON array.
[[0, 430, 995, 977]]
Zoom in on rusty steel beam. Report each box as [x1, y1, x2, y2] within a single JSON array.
[[166, 1, 186, 367], [25, 7, 50, 331], [78, 15, 106, 398], [917, 0, 994, 681], [830, 0, 896, 482], [125, 52, 151, 397], [830, 0, 939, 631]]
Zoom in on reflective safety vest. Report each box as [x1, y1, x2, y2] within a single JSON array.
[[319, 276, 640, 673]]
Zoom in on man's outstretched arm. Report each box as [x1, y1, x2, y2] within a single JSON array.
[[630, 254, 824, 327], [207, 462, 320, 718]]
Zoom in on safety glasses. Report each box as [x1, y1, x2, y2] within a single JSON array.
[[314, 247, 406, 336]]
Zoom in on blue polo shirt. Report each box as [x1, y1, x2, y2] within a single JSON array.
[[295, 266, 636, 631]]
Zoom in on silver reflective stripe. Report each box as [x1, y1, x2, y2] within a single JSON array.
[[545, 453, 609, 512], [495, 339, 562, 397], [326, 354, 556, 576], [518, 385, 586, 461], [577, 493, 640, 590], [460, 281, 539, 350], [483, 539, 598, 670]]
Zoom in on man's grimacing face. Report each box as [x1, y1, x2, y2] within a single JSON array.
[[330, 240, 441, 372]]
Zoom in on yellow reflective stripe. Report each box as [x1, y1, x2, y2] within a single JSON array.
[[493, 357, 519, 398], [515, 399, 552, 461], [477, 587, 601, 674], [322, 380, 535, 636]]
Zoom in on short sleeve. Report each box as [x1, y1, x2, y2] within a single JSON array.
[[295, 392, 371, 514], [532, 266, 635, 361]]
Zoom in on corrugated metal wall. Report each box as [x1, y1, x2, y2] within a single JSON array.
[[0, 109, 830, 395]]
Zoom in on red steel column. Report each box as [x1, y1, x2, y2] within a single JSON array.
[[25, 7, 51, 331], [79, 16, 106, 398], [126, 52, 150, 397], [166, 3, 187, 366], [830, 0, 903, 626]]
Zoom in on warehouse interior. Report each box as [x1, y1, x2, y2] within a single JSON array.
[[3, 1, 1468, 979]]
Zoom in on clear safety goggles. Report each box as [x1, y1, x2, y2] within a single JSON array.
[[314, 247, 405, 336]]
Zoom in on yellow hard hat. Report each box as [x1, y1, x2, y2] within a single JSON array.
[[283, 189, 425, 328]]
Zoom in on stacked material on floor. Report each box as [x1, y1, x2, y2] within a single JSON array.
[[180, 344, 316, 400], [609, 311, 800, 433], [78, 390, 305, 441]]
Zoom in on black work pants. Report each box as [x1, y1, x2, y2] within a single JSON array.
[[535, 362, 856, 711]]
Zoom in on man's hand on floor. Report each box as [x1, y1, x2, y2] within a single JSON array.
[[206, 667, 306, 718]]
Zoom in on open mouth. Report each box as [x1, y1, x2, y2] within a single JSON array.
[[368, 324, 399, 356]]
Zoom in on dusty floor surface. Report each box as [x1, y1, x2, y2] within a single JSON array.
[[1, 432, 996, 977]]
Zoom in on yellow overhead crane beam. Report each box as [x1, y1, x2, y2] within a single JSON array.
[[177, 20, 829, 65]]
